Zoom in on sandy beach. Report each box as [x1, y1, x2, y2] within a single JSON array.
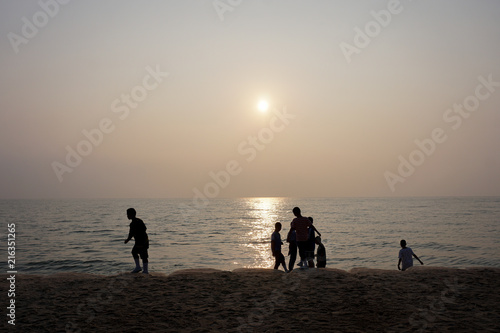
[[6, 266, 500, 332]]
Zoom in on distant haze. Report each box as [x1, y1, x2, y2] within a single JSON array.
[[1, 0, 499, 199]]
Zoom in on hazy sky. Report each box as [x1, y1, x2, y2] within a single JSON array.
[[1, 0, 499, 199]]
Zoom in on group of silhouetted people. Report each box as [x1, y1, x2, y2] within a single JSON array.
[[123, 206, 423, 275], [271, 207, 327, 272], [271, 206, 424, 273]]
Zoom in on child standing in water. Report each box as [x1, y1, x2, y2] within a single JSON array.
[[398, 239, 423, 271], [124, 208, 149, 274], [271, 222, 288, 272], [315, 236, 327, 268]]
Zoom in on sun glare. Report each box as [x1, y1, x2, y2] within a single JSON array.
[[257, 100, 269, 112]]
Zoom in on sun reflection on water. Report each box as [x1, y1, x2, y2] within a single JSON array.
[[239, 197, 288, 269]]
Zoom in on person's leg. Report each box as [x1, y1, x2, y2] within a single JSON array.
[[306, 247, 312, 267], [140, 248, 149, 274], [274, 255, 280, 269], [279, 253, 288, 272], [297, 241, 304, 261], [306, 242, 315, 267], [308, 258, 314, 268], [311, 243, 316, 267], [297, 241, 307, 267], [289, 243, 297, 271], [131, 246, 142, 273]]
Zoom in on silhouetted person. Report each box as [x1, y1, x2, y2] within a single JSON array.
[[290, 207, 320, 268], [315, 236, 326, 268], [398, 239, 423, 271], [124, 208, 149, 274], [271, 222, 288, 272], [306, 216, 321, 267], [286, 228, 297, 271]]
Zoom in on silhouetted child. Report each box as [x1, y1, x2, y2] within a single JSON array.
[[398, 239, 423, 271], [124, 208, 149, 274], [306, 216, 316, 268], [315, 236, 326, 268], [306, 216, 321, 267], [271, 222, 288, 272], [286, 228, 297, 271]]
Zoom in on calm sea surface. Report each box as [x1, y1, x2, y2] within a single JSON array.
[[2, 197, 500, 275]]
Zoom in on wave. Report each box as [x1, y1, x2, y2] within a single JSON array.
[[19, 259, 130, 274]]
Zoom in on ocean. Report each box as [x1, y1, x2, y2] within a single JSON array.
[[2, 197, 500, 275]]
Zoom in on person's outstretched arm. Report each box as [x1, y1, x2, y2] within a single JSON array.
[[310, 225, 321, 237], [413, 253, 423, 265]]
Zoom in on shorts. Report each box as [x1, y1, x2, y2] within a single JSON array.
[[132, 240, 149, 260]]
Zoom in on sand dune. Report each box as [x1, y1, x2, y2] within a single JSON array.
[[7, 266, 500, 332]]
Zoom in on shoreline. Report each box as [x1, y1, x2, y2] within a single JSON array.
[[10, 264, 500, 279], [7, 266, 500, 332], [10, 264, 500, 276]]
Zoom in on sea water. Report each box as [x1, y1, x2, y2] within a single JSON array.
[[1, 197, 499, 275]]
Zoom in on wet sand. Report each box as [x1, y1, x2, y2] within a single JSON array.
[[6, 266, 500, 332]]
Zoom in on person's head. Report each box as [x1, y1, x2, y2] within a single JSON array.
[[275, 222, 282, 232], [127, 208, 136, 219], [315, 236, 322, 244], [308, 216, 313, 223], [400, 239, 407, 248], [292, 207, 301, 217]]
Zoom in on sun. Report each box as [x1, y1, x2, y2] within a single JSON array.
[[257, 100, 269, 112]]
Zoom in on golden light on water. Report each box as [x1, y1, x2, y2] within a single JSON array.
[[241, 197, 286, 268]]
